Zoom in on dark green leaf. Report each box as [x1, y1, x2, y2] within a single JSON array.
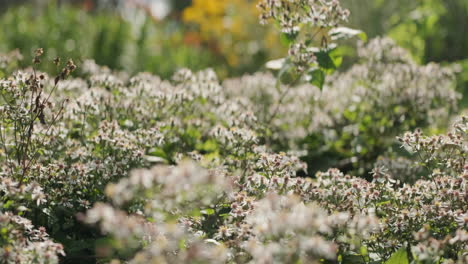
[[308, 69, 325, 89], [342, 254, 366, 264], [316, 51, 337, 70]]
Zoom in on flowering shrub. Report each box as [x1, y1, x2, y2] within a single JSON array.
[[311, 167, 467, 262], [82, 161, 380, 263], [399, 116, 468, 178], [0, 211, 65, 264], [0, 1, 466, 263], [306, 37, 459, 175], [224, 37, 459, 175]]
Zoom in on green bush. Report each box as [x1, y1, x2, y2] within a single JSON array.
[[0, 1, 466, 263], [0, 4, 219, 79]]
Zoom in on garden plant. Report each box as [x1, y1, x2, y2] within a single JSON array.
[[0, 0, 466, 264]]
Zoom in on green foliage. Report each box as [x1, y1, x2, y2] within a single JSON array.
[[386, 0, 468, 64], [0, 4, 219, 79], [385, 248, 408, 264], [0, 1, 466, 263], [0, 46, 465, 264]]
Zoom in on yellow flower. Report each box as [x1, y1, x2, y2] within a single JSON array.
[[182, 0, 284, 67]]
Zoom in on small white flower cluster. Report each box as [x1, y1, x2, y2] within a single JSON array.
[[258, 0, 350, 71], [322, 38, 459, 131], [243, 193, 378, 263], [412, 225, 468, 264], [84, 161, 380, 263], [308, 167, 467, 260], [0, 212, 65, 264], [104, 161, 229, 212], [225, 37, 459, 176], [258, 0, 350, 33], [374, 156, 424, 183], [0, 41, 465, 263], [84, 162, 232, 264], [224, 72, 320, 148], [398, 116, 467, 177], [0, 176, 46, 206]]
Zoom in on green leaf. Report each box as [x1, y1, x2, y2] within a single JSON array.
[[376, 200, 391, 206], [315, 49, 343, 75], [385, 247, 409, 264], [148, 148, 168, 160], [196, 139, 218, 152], [201, 208, 215, 215], [329, 49, 343, 69], [280, 32, 298, 46], [316, 51, 337, 71], [278, 61, 299, 84], [360, 246, 370, 262], [308, 69, 325, 89], [3, 200, 13, 209]]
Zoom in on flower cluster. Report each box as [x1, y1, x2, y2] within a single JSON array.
[[308, 167, 467, 260], [412, 226, 468, 264], [258, 0, 350, 72], [83, 162, 231, 263], [398, 116, 467, 177], [243, 193, 378, 263], [83, 160, 380, 263], [0, 35, 464, 263], [0, 212, 64, 264], [224, 37, 459, 176], [257, 0, 350, 32], [316, 38, 459, 174], [83, 203, 229, 264]]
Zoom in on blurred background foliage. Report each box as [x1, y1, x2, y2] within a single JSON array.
[[0, 0, 285, 79], [0, 0, 466, 81], [0, 1, 466, 262], [345, 0, 468, 105]]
